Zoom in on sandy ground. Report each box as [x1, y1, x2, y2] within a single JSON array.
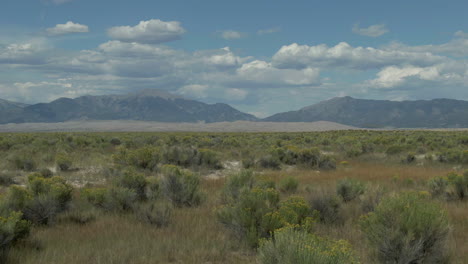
[[0, 120, 358, 132]]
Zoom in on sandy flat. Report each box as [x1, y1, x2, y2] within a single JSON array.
[[0, 120, 357, 132]]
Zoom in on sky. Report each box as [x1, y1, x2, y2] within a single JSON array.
[[0, 0, 467, 117]]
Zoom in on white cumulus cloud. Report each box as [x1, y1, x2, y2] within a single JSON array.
[[272, 42, 444, 70], [455, 30, 468, 38], [108, 19, 186, 44], [236, 60, 320, 86], [219, 30, 245, 40], [47, 21, 89, 36], [352, 23, 388, 37]]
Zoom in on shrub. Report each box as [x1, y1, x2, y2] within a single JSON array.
[[360, 186, 385, 214], [447, 172, 468, 200], [146, 177, 160, 201], [297, 147, 321, 167], [318, 155, 336, 170], [258, 227, 360, 264], [221, 170, 256, 203], [136, 202, 172, 227], [336, 178, 366, 202], [428, 176, 449, 198], [102, 187, 137, 212], [278, 176, 299, 194], [114, 169, 147, 201], [81, 188, 107, 208], [197, 149, 223, 169], [258, 155, 281, 170], [217, 187, 280, 248], [277, 196, 311, 226], [110, 138, 122, 146], [360, 192, 450, 263], [56, 153, 72, 171], [161, 165, 203, 207], [113, 147, 160, 170], [309, 192, 343, 225], [386, 145, 405, 155], [11, 154, 36, 171], [0, 173, 15, 187], [241, 158, 255, 169], [161, 146, 197, 167], [0, 211, 31, 262], [403, 152, 416, 163], [38, 168, 53, 178], [22, 194, 59, 225], [27, 175, 73, 211]]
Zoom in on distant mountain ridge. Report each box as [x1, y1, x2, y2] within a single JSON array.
[[2, 92, 468, 128], [0, 90, 257, 124], [263, 96, 468, 128]]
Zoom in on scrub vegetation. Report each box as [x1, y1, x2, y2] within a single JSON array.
[[0, 130, 467, 263]]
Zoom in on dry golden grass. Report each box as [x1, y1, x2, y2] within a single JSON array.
[[8, 179, 255, 264], [6, 161, 468, 264]]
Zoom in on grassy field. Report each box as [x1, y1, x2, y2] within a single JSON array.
[[0, 131, 467, 263]]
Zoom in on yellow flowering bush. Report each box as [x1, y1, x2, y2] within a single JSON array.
[[258, 226, 360, 264]]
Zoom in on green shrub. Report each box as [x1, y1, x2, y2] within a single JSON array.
[[0, 173, 15, 187], [403, 152, 416, 163], [38, 168, 53, 178], [56, 153, 72, 171], [81, 188, 107, 208], [241, 158, 255, 169], [428, 176, 449, 198], [217, 187, 280, 248], [102, 187, 137, 212], [360, 186, 384, 214], [136, 202, 172, 227], [277, 196, 311, 226], [258, 227, 360, 264], [22, 194, 59, 225], [258, 155, 281, 170], [114, 169, 147, 201], [336, 178, 366, 202], [318, 155, 336, 170], [447, 172, 468, 200], [27, 175, 73, 211], [146, 177, 161, 201], [110, 138, 122, 146], [297, 147, 321, 167], [386, 145, 405, 155], [197, 149, 223, 169], [161, 146, 197, 167], [360, 192, 450, 263], [221, 170, 256, 203], [0, 211, 31, 262], [11, 154, 36, 171], [161, 165, 203, 207], [278, 176, 299, 194], [309, 192, 343, 225], [113, 147, 160, 170]]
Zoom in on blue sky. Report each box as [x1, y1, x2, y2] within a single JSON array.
[[1, 0, 467, 117]]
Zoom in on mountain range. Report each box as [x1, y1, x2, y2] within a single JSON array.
[[264, 96, 468, 128], [0, 90, 256, 124], [1, 90, 468, 128]]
